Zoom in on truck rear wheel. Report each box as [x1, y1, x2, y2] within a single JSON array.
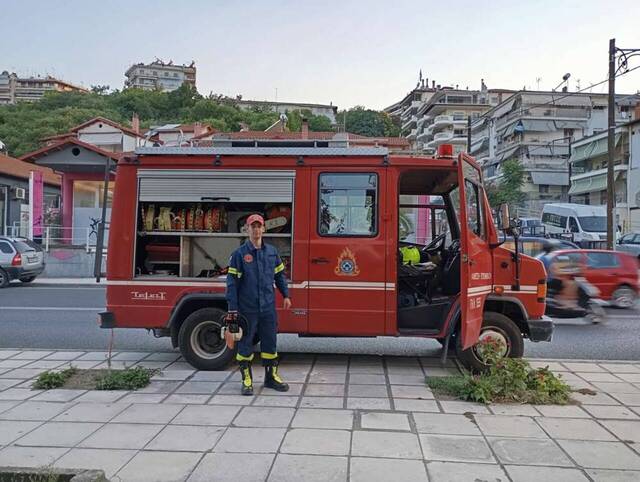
[[178, 308, 234, 370], [456, 311, 524, 373]]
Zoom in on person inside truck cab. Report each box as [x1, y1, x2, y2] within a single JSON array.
[[226, 214, 292, 396]]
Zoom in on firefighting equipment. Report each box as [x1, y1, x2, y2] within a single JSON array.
[[400, 246, 421, 265], [263, 355, 289, 392], [265, 205, 291, 232], [221, 311, 245, 350], [238, 358, 253, 396]]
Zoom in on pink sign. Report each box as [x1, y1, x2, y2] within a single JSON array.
[[30, 171, 44, 237]]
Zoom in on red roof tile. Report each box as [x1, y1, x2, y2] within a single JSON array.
[[0, 153, 61, 186]]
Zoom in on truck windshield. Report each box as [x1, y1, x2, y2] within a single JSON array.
[[578, 216, 606, 232]]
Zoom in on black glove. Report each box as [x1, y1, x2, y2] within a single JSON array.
[[226, 311, 239, 333]]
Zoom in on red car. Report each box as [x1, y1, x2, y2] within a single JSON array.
[[546, 250, 639, 308]]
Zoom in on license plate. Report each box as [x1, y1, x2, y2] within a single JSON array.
[[28, 257, 37, 263]]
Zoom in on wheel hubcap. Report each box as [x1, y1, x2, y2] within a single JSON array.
[[615, 289, 635, 308], [190, 321, 226, 360], [473, 327, 510, 362]]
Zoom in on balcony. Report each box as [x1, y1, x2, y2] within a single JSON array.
[[433, 115, 453, 130]]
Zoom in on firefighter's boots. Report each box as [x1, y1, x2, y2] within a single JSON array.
[[239, 360, 253, 396]]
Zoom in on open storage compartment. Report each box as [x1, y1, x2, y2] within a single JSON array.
[[133, 169, 295, 280]]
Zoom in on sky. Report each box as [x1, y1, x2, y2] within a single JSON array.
[[2, 0, 639, 110]]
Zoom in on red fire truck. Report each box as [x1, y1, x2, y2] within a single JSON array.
[[99, 142, 552, 371]]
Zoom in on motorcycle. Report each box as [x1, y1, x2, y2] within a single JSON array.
[[545, 277, 607, 324]]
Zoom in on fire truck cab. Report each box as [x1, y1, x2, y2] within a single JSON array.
[[100, 142, 553, 371]]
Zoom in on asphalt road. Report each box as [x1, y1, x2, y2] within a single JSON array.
[[1, 283, 638, 360]]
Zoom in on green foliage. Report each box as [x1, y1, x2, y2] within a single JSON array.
[[0, 87, 349, 157], [95, 366, 155, 390], [32, 367, 77, 390], [486, 158, 526, 209], [427, 338, 571, 405], [338, 106, 400, 137]]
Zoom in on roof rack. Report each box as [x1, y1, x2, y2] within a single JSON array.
[[135, 143, 389, 157]]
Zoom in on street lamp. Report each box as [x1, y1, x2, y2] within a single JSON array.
[[552, 73, 571, 92]]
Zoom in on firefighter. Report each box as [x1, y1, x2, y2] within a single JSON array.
[[226, 214, 292, 395]]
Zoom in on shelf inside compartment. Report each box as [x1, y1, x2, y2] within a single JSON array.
[[137, 231, 291, 238]]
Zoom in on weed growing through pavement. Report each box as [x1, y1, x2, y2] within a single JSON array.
[[32, 367, 77, 390]]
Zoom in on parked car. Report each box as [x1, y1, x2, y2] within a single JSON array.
[[545, 249, 639, 308], [501, 236, 578, 257], [0, 237, 45, 287], [617, 232, 640, 260]]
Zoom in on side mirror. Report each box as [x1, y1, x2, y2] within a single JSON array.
[[499, 204, 510, 230]]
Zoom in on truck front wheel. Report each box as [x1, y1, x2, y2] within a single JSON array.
[[456, 311, 524, 373], [178, 308, 234, 370]]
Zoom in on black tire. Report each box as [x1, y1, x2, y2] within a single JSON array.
[[611, 285, 637, 309], [178, 307, 235, 370], [456, 311, 524, 373], [19, 276, 36, 283], [0, 269, 9, 288]]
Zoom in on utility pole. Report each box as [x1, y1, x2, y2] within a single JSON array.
[[607, 38, 616, 250], [467, 116, 472, 153]]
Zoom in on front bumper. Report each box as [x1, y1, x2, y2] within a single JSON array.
[[527, 315, 554, 342], [98, 311, 116, 329]]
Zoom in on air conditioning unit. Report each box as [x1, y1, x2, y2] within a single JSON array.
[[13, 187, 26, 200]]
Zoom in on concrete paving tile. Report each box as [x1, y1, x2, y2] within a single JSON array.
[[420, 434, 495, 463], [281, 428, 351, 455], [137, 380, 182, 394], [187, 452, 275, 482], [505, 465, 590, 482], [583, 405, 640, 420], [134, 361, 171, 370], [79, 423, 164, 449], [116, 450, 201, 482], [0, 401, 72, 421], [233, 406, 294, 427], [208, 394, 254, 406], [172, 404, 240, 426], [3, 368, 48, 379], [0, 359, 33, 369], [600, 364, 640, 374], [572, 391, 621, 406], [143, 352, 181, 362], [585, 468, 640, 481], [0, 350, 21, 359], [412, 412, 480, 435], [175, 381, 220, 394], [275, 369, 312, 383], [146, 424, 225, 451], [424, 368, 462, 377], [394, 399, 440, 412], [16, 421, 102, 447], [558, 440, 640, 470], [527, 361, 567, 371], [73, 390, 128, 403], [562, 362, 606, 373], [163, 394, 210, 404], [93, 360, 136, 370], [23, 360, 67, 370], [0, 420, 42, 444], [151, 369, 196, 381], [216, 382, 251, 395], [347, 384, 388, 398], [617, 373, 640, 383], [53, 402, 130, 422], [537, 417, 616, 441], [43, 351, 85, 361], [533, 404, 590, 418], [291, 408, 354, 430], [75, 351, 113, 361], [252, 395, 299, 407], [11, 351, 53, 360], [439, 401, 491, 414], [346, 365, 385, 375], [57, 361, 103, 370], [420, 357, 457, 367], [0, 446, 68, 467], [599, 420, 640, 443], [117, 393, 166, 404], [190, 370, 233, 382], [352, 430, 422, 459], [592, 382, 640, 394], [361, 412, 411, 431], [346, 397, 391, 410], [351, 457, 428, 482], [111, 351, 151, 362], [426, 461, 507, 482], [214, 427, 286, 453], [610, 392, 640, 406], [579, 372, 625, 383], [0, 400, 20, 414], [164, 362, 197, 371], [0, 379, 22, 390], [488, 404, 541, 416], [304, 383, 345, 397], [388, 374, 428, 385], [268, 454, 348, 482], [0, 388, 39, 401], [475, 415, 548, 438], [489, 437, 574, 466], [299, 397, 344, 409], [347, 374, 386, 384], [30, 389, 87, 402], [113, 403, 184, 424], [54, 448, 136, 479], [262, 383, 304, 396]]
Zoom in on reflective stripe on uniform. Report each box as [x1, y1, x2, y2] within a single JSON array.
[[261, 352, 278, 360], [236, 353, 254, 361], [228, 267, 243, 278], [274, 263, 285, 274]]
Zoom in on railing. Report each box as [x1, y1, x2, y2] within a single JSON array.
[[3, 223, 110, 253]]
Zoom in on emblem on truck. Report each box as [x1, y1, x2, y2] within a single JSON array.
[[131, 291, 167, 301], [335, 248, 360, 276]]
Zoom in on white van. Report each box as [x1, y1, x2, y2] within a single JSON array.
[[541, 203, 607, 246]]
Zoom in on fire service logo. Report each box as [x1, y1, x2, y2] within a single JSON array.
[[335, 248, 360, 276], [131, 291, 166, 301]]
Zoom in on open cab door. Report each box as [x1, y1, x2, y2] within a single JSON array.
[[457, 153, 493, 349]]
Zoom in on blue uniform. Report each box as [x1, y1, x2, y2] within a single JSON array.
[[226, 240, 289, 361]]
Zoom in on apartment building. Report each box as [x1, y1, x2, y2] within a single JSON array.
[[0, 71, 87, 104], [385, 79, 439, 144], [124, 59, 196, 92]]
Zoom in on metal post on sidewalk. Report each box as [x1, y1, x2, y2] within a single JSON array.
[[45, 226, 50, 252], [607, 38, 616, 250]]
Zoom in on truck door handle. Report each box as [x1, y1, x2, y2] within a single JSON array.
[[311, 257, 329, 264]]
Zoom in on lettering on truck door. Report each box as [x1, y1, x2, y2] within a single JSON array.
[[308, 169, 387, 335], [456, 154, 493, 349]]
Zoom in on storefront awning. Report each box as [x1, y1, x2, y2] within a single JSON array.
[[531, 171, 569, 186], [568, 173, 607, 195], [570, 134, 621, 164]]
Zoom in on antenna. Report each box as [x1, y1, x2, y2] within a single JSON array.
[[536, 77, 542, 90]]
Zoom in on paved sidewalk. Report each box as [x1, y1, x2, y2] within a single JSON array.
[[1, 349, 640, 481]]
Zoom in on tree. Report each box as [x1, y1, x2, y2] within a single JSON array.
[[90, 85, 111, 95], [339, 106, 400, 137], [486, 158, 526, 208]]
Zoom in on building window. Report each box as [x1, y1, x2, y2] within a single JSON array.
[[318, 173, 378, 236], [173, 73, 178, 77], [539, 185, 549, 193]]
